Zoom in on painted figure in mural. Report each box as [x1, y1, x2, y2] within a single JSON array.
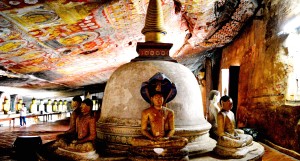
[[208, 90, 221, 139], [216, 95, 253, 148], [58, 34, 89, 46], [131, 72, 188, 147], [54, 98, 96, 152], [46, 99, 52, 113], [30, 98, 38, 113]]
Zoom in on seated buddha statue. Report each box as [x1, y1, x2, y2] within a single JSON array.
[[131, 93, 188, 147], [53, 98, 98, 158], [130, 72, 188, 160], [131, 73, 188, 147], [207, 90, 221, 140], [214, 95, 253, 158]]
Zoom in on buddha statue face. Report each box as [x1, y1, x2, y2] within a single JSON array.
[[18, 99, 23, 104], [151, 94, 164, 107], [221, 98, 233, 111]]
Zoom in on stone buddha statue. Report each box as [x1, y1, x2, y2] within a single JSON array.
[[52, 98, 98, 160], [130, 72, 188, 160], [46, 99, 52, 113], [30, 98, 38, 114], [207, 90, 221, 139], [62, 100, 68, 112], [52, 100, 58, 112], [214, 95, 254, 158], [58, 100, 63, 112]]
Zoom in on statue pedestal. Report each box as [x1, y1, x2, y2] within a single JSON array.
[[37, 141, 100, 161], [129, 146, 189, 161], [55, 148, 99, 160]]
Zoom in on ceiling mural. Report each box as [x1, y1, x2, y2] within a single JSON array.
[[0, 0, 261, 97]]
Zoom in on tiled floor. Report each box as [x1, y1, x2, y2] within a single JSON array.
[[0, 119, 299, 161]]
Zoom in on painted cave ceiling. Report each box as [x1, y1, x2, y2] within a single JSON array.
[[0, 0, 260, 98]]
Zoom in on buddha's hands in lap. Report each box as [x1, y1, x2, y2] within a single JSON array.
[[156, 137, 169, 141]]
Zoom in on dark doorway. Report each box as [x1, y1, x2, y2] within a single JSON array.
[[229, 66, 240, 118]]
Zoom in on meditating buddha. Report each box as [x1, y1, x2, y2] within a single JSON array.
[[52, 98, 98, 160], [130, 72, 188, 160], [214, 95, 253, 158]]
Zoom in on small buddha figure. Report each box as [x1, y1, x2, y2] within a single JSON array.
[[52, 100, 58, 112], [58, 100, 63, 112], [16, 99, 23, 113], [3, 98, 10, 114], [92, 99, 98, 111], [62, 100, 68, 112], [130, 72, 188, 160], [214, 95, 253, 158], [207, 90, 221, 139], [46, 99, 53, 113], [30, 98, 38, 114], [53, 98, 98, 158], [38, 99, 45, 114]]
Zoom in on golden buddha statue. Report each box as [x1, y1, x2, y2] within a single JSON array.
[[130, 72, 188, 160], [29, 98, 38, 114], [52, 100, 58, 112], [16, 99, 23, 112], [214, 95, 253, 158], [3, 98, 10, 114]]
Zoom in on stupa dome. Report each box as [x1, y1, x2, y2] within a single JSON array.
[[97, 60, 214, 155]]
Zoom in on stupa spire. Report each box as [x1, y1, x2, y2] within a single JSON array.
[[142, 0, 167, 42]]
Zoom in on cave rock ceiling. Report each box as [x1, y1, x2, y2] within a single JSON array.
[[0, 0, 260, 97]]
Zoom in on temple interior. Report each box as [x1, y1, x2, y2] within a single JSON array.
[[0, 0, 300, 160]]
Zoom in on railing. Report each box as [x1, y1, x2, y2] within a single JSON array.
[[0, 112, 70, 127]]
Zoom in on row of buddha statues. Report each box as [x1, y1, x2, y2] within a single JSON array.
[[1, 97, 100, 115]]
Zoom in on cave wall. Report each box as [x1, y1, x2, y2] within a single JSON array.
[[219, 0, 300, 152]]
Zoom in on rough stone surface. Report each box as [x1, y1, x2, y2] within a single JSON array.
[[220, 0, 300, 153]]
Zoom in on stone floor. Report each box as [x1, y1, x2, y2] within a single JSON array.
[[0, 119, 299, 161]]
